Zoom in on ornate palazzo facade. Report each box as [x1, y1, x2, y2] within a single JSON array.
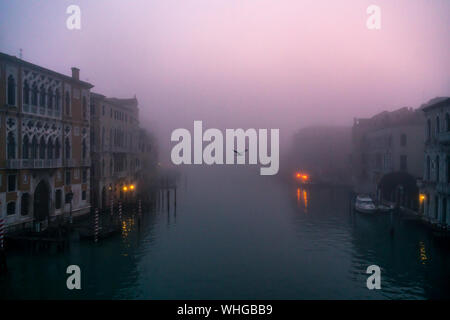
[[0, 52, 93, 231]]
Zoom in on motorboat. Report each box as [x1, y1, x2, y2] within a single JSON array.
[[355, 195, 377, 214]]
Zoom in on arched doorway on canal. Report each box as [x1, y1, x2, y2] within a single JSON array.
[[34, 180, 50, 222], [377, 171, 419, 211]]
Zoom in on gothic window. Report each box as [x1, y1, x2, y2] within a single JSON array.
[[47, 138, 54, 159], [47, 88, 53, 109], [7, 75, 16, 105], [55, 89, 60, 112], [31, 82, 38, 106], [65, 91, 70, 115], [31, 136, 38, 159], [65, 137, 71, 159], [39, 136, 46, 159], [23, 80, 30, 105], [55, 139, 61, 159], [7, 132, 16, 159], [22, 135, 30, 159], [39, 84, 46, 107]]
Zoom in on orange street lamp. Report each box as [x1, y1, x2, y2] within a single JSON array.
[[123, 186, 128, 192], [130, 184, 135, 191]]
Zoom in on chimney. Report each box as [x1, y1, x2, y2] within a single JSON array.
[[71, 67, 80, 81]]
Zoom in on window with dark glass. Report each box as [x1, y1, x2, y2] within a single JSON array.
[[8, 174, 16, 192], [31, 82, 38, 106], [39, 84, 46, 107], [65, 170, 71, 185], [7, 132, 16, 159], [7, 75, 16, 105], [21, 193, 30, 216], [55, 190, 62, 209], [23, 80, 30, 104], [65, 91, 70, 115], [7, 202, 16, 216]]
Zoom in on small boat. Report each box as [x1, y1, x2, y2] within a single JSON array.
[[355, 195, 377, 214], [377, 204, 394, 213]]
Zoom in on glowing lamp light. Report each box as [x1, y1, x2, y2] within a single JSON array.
[[130, 184, 135, 190], [419, 194, 426, 202], [302, 175, 308, 180], [296, 173, 301, 178], [123, 186, 128, 192]]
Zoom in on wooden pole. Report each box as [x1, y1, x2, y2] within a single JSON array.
[[94, 208, 99, 243], [0, 218, 4, 250]]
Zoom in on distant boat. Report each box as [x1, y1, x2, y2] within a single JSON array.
[[377, 204, 394, 213], [355, 195, 377, 214]]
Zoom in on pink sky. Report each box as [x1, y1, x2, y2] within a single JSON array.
[[1, 0, 449, 158]]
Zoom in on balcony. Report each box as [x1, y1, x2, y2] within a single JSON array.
[[6, 159, 63, 169]]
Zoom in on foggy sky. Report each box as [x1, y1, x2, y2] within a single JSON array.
[[1, 0, 449, 162]]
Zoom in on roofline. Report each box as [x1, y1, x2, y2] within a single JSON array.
[[0, 52, 94, 89], [422, 97, 450, 112]]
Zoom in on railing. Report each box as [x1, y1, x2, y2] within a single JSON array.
[[6, 159, 63, 169]]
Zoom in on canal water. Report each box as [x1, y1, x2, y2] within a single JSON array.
[[1, 166, 450, 299]]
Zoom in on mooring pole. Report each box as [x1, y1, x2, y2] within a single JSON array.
[[119, 201, 122, 222], [167, 189, 170, 213], [94, 208, 99, 243], [0, 218, 4, 250]]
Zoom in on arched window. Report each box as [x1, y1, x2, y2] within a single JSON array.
[[31, 136, 38, 159], [47, 138, 54, 159], [82, 138, 87, 159], [436, 116, 440, 134], [31, 82, 38, 106], [447, 157, 450, 183], [7, 75, 16, 105], [436, 156, 440, 182], [22, 135, 30, 159], [55, 89, 60, 112], [7, 202, 16, 216], [65, 91, 70, 115], [39, 136, 46, 159], [7, 132, 16, 159], [47, 87, 53, 109], [23, 80, 30, 105], [39, 84, 46, 107], [55, 139, 60, 159], [426, 156, 431, 180], [446, 114, 450, 132], [82, 96, 87, 119], [65, 137, 71, 159], [21, 193, 30, 216]]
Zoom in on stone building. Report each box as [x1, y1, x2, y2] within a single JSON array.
[[0, 52, 93, 231], [90, 93, 143, 209], [419, 97, 450, 227], [352, 106, 425, 210]]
